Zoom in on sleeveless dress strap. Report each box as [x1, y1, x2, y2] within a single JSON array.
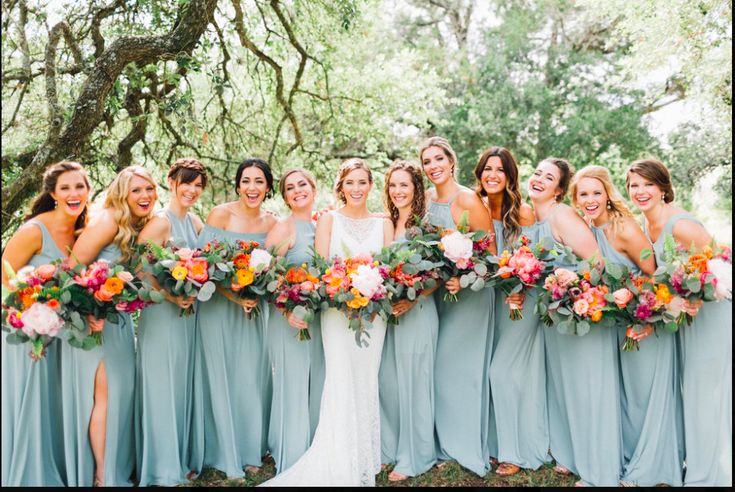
[[26, 219, 66, 258], [663, 212, 703, 234]]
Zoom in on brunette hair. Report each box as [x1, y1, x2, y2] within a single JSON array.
[[279, 168, 317, 208], [540, 157, 575, 202], [334, 158, 372, 204], [571, 165, 635, 236], [383, 160, 426, 229], [25, 161, 91, 232], [625, 158, 675, 203], [418, 136, 459, 178], [235, 158, 273, 199], [168, 157, 208, 188], [474, 147, 524, 246]]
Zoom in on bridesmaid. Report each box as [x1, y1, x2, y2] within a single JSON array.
[[265, 168, 325, 473], [627, 158, 731, 486], [571, 165, 681, 486], [379, 160, 439, 481], [419, 136, 496, 477], [135, 158, 207, 485], [528, 158, 620, 487], [2, 161, 90, 486], [63, 165, 158, 486], [477, 147, 548, 476], [190, 158, 277, 480]]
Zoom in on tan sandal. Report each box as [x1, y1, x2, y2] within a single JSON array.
[[388, 470, 408, 482], [496, 462, 521, 476]]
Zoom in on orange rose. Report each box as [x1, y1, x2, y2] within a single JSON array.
[[590, 310, 603, 322], [103, 277, 125, 295], [583, 271, 591, 281], [94, 287, 115, 302], [47, 299, 60, 310]]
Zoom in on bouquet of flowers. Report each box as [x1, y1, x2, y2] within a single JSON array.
[[375, 241, 442, 325], [271, 262, 323, 340], [139, 241, 228, 316], [60, 259, 161, 345], [221, 239, 280, 319], [486, 235, 554, 320], [536, 259, 617, 336], [2, 261, 68, 359], [316, 253, 392, 346]]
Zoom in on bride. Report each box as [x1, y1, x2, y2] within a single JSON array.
[[262, 158, 394, 486]]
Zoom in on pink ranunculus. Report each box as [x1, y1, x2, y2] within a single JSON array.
[[35, 264, 57, 282], [667, 296, 685, 317], [177, 248, 195, 261], [299, 281, 316, 292], [554, 268, 579, 288], [21, 302, 64, 337], [573, 298, 590, 316], [116, 271, 134, 283], [7, 309, 24, 329], [613, 288, 633, 308]]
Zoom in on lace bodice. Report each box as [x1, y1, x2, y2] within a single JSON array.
[[328, 212, 384, 259]]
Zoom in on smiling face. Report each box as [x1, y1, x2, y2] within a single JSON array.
[[575, 176, 608, 222], [480, 156, 508, 197], [238, 166, 269, 209], [528, 160, 562, 203], [170, 174, 204, 209], [388, 169, 415, 210], [283, 171, 315, 211], [50, 170, 90, 218], [341, 168, 372, 207], [421, 146, 454, 186], [126, 174, 157, 219], [626, 171, 663, 213]]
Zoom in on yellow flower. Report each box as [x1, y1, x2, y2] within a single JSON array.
[[346, 287, 370, 309], [172, 266, 188, 281], [236, 268, 254, 287], [655, 284, 672, 304], [590, 310, 603, 322]]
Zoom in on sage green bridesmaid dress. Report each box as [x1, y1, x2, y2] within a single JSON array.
[[59, 243, 136, 486], [266, 218, 325, 473], [378, 233, 439, 477], [488, 220, 550, 470], [1, 220, 65, 486], [426, 191, 494, 477], [135, 210, 200, 485], [189, 225, 271, 479], [649, 213, 731, 486]]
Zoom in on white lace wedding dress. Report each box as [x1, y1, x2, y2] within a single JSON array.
[[262, 212, 387, 487]]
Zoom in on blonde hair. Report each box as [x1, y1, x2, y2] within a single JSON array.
[[383, 160, 426, 229], [570, 165, 634, 236], [418, 136, 458, 178], [279, 168, 317, 208], [103, 166, 158, 262], [334, 158, 372, 204]]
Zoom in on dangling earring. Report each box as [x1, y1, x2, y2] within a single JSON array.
[[607, 200, 612, 209], [661, 194, 665, 201], [54, 200, 58, 209]]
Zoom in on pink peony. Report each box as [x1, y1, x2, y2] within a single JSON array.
[[35, 264, 57, 282], [573, 298, 590, 316], [440, 231, 474, 269], [554, 268, 579, 288], [613, 288, 633, 308], [177, 248, 195, 261], [667, 296, 685, 317], [299, 281, 316, 292], [116, 271, 134, 283], [21, 302, 64, 337]]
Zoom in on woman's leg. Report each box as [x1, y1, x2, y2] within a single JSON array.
[[89, 361, 108, 485]]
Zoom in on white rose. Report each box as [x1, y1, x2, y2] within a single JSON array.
[[350, 264, 384, 299], [21, 302, 64, 338], [709, 258, 732, 301], [440, 231, 473, 268], [249, 249, 273, 274]]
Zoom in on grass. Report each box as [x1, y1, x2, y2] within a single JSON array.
[[186, 457, 580, 487]]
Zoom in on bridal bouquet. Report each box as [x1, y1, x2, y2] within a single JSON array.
[[139, 241, 226, 316], [536, 259, 618, 336], [221, 239, 280, 319], [2, 261, 69, 359], [486, 235, 554, 320], [317, 253, 392, 346], [271, 262, 322, 341], [61, 259, 161, 345]]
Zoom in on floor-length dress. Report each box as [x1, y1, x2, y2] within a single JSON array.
[[649, 213, 731, 486], [59, 243, 136, 486], [488, 220, 550, 470], [426, 192, 495, 477], [378, 234, 439, 477], [594, 223, 683, 487], [189, 225, 271, 478], [262, 212, 386, 486], [1, 220, 65, 487], [538, 210, 622, 487], [266, 218, 325, 473], [135, 210, 199, 485]]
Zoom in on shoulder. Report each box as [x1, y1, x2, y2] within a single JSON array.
[[271, 216, 295, 235], [519, 203, 536, 226], [86, 208, 119, 235], [11, 220, 44, 246], [141, 212, 171, 235], [554, 203, 580, 221], [455, 187, 483, 208], [425, 188, 436, 203], [261, 211, 278, 228], [189, 212, 205, 232], [315, 210, 334, 231], [617, 216, 644, 239], [206, 203, 233, 228]]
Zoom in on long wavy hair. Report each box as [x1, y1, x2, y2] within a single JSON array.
[[570, 165, 635, 237], [334, 158, 372, 204], [103, 166, 157, 262], [474, 147, 523, 246], [25, 161, 91, 233], [383, 160, 426, 229], [418, 136, 458, 179]]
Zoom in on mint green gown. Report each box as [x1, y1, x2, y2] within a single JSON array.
[[538, 211, 622, 486], [488, 220, 550, 470], [135, 211, 199, 485], [266, 218, 325, 473], [378, 233, 439, 477], [2, 220, 65, 486], [190, 225, 271, 478], [426, 192, 495, 477], [649, 213, 731, 486], [59, 243, 136, 486], [594, 223, 683, 486]]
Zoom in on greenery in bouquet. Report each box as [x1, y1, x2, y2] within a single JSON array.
[[220, 239, 280, 319], [270, 259, 323, 341]]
